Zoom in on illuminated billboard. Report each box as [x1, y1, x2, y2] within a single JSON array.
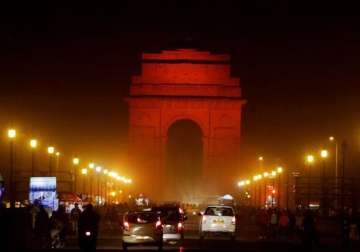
[[29, 177, 58, 210]]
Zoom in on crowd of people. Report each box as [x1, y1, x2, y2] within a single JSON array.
[[0, 201, 102, 251], [236, 206, 360, 249]]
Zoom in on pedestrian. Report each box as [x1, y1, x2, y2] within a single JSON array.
[[50, 205, 69, 248], [78, 204, 101, 252], [302, 210, 318, 250], [257, 209, 269, 239], [35, 205, 50, 248], [278, 210, 289, 238], [270, 209, 278, 238], [71, 203, 82, 235]]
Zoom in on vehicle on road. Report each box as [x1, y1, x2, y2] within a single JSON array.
[[122, 210, 163, 251], [199, 205, 236, 240], [153, 204, 187, 244]]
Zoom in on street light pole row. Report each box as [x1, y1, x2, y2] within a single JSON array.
[[4, 128, 132, 207]]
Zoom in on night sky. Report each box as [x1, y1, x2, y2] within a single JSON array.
[[1, 1, 360, 181]]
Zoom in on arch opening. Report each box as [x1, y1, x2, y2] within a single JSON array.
[[165, 119, 203, 203]]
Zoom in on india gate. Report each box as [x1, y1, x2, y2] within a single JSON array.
[[127, 49, 246, 202]]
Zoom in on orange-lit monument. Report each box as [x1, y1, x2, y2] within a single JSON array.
[[127, 49, 246, 201]]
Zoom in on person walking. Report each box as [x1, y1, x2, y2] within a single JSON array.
[[278, 210, 289, 238], [50, 205, 69, 248], [71, 203, 82, 235], [302, 210, 318, 250], [270, 209, 279, 238], [78, 204, 100, 252], [35, 205, 50, 248]]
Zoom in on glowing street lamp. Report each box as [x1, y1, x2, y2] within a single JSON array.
[[320, 150, 328, 159], [277, 166, 283, 173], [8, 129, 16, 139], [306, 155, 314, 164], [48, 146, 55, 154], [73, 157, 80, 165], [263, 172, 269, 177], [89, 163, 95, 169], [95, 166, 102, 173], [258, 156, 264, 161], [30, 139, 38, 148]]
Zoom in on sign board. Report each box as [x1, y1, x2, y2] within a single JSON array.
[[29, 177, 58, 210]]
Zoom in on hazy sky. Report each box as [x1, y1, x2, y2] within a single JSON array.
[[1, 2, 360, 181]]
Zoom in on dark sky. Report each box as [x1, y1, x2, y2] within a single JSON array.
[[1, 1, 360, 180]]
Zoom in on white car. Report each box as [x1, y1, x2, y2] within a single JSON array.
[[199, 205, 236, 240]]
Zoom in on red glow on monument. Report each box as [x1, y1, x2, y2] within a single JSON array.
[[127, 49, 246, 201]]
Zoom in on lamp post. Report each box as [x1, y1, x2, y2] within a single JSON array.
[[103, 169, 108, 204], [29, 139, 37, 177], [320, 149, 328, 213], [55, 152, 60, 172], [72, 157, 80, 192], [271, 170, 277, 207], [81, 168, 88, 197], [263, 172, 269, 207], [329, 136, 338, 208], [277, 166, 283, 208], [88, 163, 95, 201], [306, 155, 314, 208], [48, 146, 55, 176], [95, 166, 102, 205], [8, 129, 16, 207]]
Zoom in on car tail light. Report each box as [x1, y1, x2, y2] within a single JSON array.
[[177, 222, 183, 230], [231, 216, 236, 225], [123, 221, 130, 231], [155, 220, 162, 229]]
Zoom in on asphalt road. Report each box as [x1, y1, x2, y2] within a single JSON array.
[[29, 234, 359, 252]]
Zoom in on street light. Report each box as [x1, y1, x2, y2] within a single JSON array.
[[89, 163, 95, 169], [8, 129, 16, 139], [329, 136, 339, 209], [7, 129, 16, 207], [95, 166, 102, 204], [30, 139, 38, 177], [73, 157, 80, 165], [306, 154, 315, 207], [81, 168, 88, 196], [320, 149, 329, 212], [72, 157, 80, 192], [30, 139, 37, 148], [48, 146, 55, 176], [55, 152, 60, 171]]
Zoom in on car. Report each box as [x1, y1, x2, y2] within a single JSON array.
[[122, 210, 163, 251], [153, 205, 187, 244], [199, 205, 236, 240]]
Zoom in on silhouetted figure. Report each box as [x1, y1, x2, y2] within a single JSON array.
[[78, 204, 100, 252], [302, 210, 318, 250], [71, 203, 82, 234], [50, 205, 69, 248], [35, 205, 50, 248], [341, 209, 351, 249]]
